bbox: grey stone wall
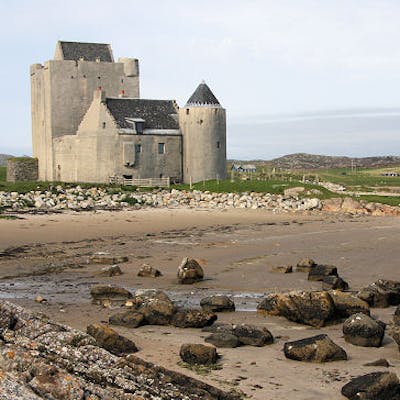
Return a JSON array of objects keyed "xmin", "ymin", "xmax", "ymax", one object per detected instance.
[{"xmin": 7, "ymin": 158, "xmax": 38, "ymax": 182}]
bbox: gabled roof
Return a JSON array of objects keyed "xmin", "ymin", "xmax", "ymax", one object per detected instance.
[
  {"xmin": 185, "ymin": 81, "xmax": 221, "ymax": 107},
  {"xmin": 58, "ymin": 41, "xmax": 113, "ymax": 62},
  {"xmin": 106, "ymin": 98, "xmax": 179, "ymax": 130}
]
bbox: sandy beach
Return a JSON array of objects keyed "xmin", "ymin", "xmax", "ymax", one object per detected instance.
[{"xmin": 1, "ymin": 208, "xmax": 400, "ymax": 399}]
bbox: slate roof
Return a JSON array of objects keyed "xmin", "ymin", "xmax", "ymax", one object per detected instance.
[
  {"xmin": 106, "ymin": 98, "xmax": 179, "ymax": 130},
  {"xmin": 59, "ymin": 41, "xmax": 113, "ymax": 62},
  {"xmin": 186, "ymin": 82, "xmax": 221, "ymax": 107}
]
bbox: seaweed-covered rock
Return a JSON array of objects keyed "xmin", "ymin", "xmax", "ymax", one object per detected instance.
[
  {"xmin": 343, "ymin": 313, "xmax": 385, "ymax": 347},
  {"xmin": 99, "ymin": 264, "xmax": 123, "ymax": 277},
  {"xmin": 308, "ymin": 264, "xmax": 338, "ymax": 281},
  {"xmin": 270, "ymin": 265, "xmax": 293, "ymax": 273},
  {"xmin": 257, "ymin": 291, "xmax": 335, "ymax": 327},
  {"xmin": 283, "ymin": 334, "xmax": 347, "ymax": 362},
  {"xmin": 200, "ymin": 295, "xmax": 235, "ymax": 312},
  {"xmin": 202, "ymin": 323, "xmax": 274, "ymax": 347},
  {"xmin": 86, "ymin": 323, "xmax": 138, "ymax": 355},
  {"xmin": 357, "ymin": 280, "xmax": 400, "ymax": 308},
  {"xmin": 341, "ymin": 372, "xmax": 400, "ymax": 400},
  {"xmin": 171, "ymin": 309, "xmax": 217, "ymax": 328},
  {"xmin": 205, "ymin": 332, "xmax": 240, "ymax": 348},
  {"xmin": 329, "ymin": 290, "xmax": 370, "ymax": 319},
  {"xmin": 109, "ymin": 310, "xmax": 144, "ymax": 328},
  {"xmin": 179, "ymin": 343, "xmax": 218, "ymax": 365},
  {"xmin": 177, "ymin": 257, "xmax": 204, "ymax": 284},
  {"xmin": 322, "ymin": 275, "xmax": 349, "ymax": 291},
  {"xmin": 136, "ymin": 298, "xmax": 177, "ymax": 325}
]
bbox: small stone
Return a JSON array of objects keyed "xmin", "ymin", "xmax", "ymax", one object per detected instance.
[
  {"xmin": 179, "ymin": 343, "xmax": 218, "ymax": 365},
  {"xmin": 177, "ymin": 257, "xmax": 204, "ymax": 284},
  {"xmin": 137, "ymin": 264, "xmax": 162, "ymax": 278},
  {"xmin": 99, "ymin": 264, "xmax": 123, "ymax": 277},
  {"xmin": 35, "ymin": 295, "xmax": 47, "ymax": 303},
  {"xmin": 284, "ymin": 334, "xmax": 347, "ymax": 362},
  {"xmin": 364, "ymin": 358, "xmax": 390, "ymax": 367},
  {"xmin": 270, "ymin": 265, "xmax": 293, "ymax": 274}
]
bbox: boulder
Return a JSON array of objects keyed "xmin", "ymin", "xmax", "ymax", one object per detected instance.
[
  {"xmin": 308, "ymin": 264, "xmax": 338, "ymax": 281},
  {"xmin": 357, "ymin": 280, "xmax": 400, "ymax": 308},
  {"xmin": 133, "ymin": 289, "xmax": 171, "ymax": 304},
  {"xmin": 283, "ymin": 186, "xmax": 305, "ymax": 197},
  {"xmin": 205, "ymin": 332, "xmax": 240, "ymax": 348},
  {"xmin": 171, "ymin": 309, "xmax": 217, "ymax": 328},
  {"xmin": 394, "ymin": 305, "xmax": 400, "ymax": 325},
  {"xmin": 179, "ymin": 343, "xmax": 218, "ymax": 365},
  {"xmin": 89, "ymin": 252, "xmax": 128, "ymax": 264},
  {"xmin": 257, "ymin": 291, "xmax": 335, "ymax": 327},
  {"xmin": 328, "ymin": 290, "xmax": 370, "ymax": 319},
  {"xmin": 343, "ymin": 313, "xmax": 385, "ymax": 347},
  {"xmin": 283, "ymin": 334, "xmax": 347, "ymax": 363},
  {"xmin": 230, "ymin": 324, "xmax": 274, "ymax": 347},
  {"xmin": 86, "ymin": 323, "xmax": 138, "ymax": 356},
  {"xmin": 177, "ymin": 257, "xmax": 204, "ymax": 284},
  {"xmin": 322, "ymin": 198, "xmax": 344, "ymax": 213},
  {"xmin": 200, "ymin": 295, "xmax": 235, "ymax": 312},
  {"xmin": 341, "ymin": 372, "xmax": 400, "ymax": 400},
  {"xmin": 270, "ymin": 265, "xmax": 293, "ymax": 274},
  {"xmin": 136, "ymin": 298, "xmax": 177, "ymax": 325},
  {"xmin": 322, "ymin": 275, "xmax": 349, "ymax": 291},
  {"xmin": 99, "ymin": 264, "xmax": 123, "ymax": 277},
  {"xmin": 202, "ymin": 323, "xmax": 274, "ymax": 347},
  {"xmin": 109, "ymin": 310, "xmax": 144, "ymax": 328},
  {"xmin": 137, "ymin": 264, "xmax": 162, "ymax": 278},
  {"xmin": 296, "ymin": 257, "xmax": 317, "ymax": 272},
  {"xmin": 90, "ymin": 285, "xmax": 132, "ymax": 307}
]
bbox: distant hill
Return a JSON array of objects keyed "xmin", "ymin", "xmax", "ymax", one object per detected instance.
[
  {"xmin": 0, "ymin": 154, "xmax": 13, "ymax": 167},
  {"xmin": 269, "ymin": 153, "xmax": 400, "ymax": 169},
  {"xmin": 228, "ymin": 153, "xmax": 400, "ymax": 170}
]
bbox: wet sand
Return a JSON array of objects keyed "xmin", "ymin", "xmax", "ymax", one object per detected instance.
[{"xmin": 1, "ymin": 208, "xmax": 400, "ymax": 399}]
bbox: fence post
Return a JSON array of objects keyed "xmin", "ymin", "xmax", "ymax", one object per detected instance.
[{"xmin": 189, "ymin": 176, "xmax": 192, "ymax": 190}]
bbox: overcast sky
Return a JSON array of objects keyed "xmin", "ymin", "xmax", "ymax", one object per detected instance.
[{"xmin": 1, "ymin": 1, "xmax": 400, "ymax": 159}]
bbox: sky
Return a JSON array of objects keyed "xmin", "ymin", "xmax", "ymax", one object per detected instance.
[{"xmin": 1, "ymin": 0, "xmax": 400, "ymax": 159}]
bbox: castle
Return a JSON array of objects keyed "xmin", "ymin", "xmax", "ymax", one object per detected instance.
[{"xmin": 31, "ymin": 41, "xmax": 227, "ymax": 184}]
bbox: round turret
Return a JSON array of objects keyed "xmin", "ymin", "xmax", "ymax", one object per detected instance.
[{"xmin": 179, "ymin": 81, "xmax": 226, "ymax": 184}]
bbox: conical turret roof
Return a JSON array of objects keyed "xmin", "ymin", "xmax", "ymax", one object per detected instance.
[{"xmin": 185, "ymin": 81, "xmax": 221, "ymax": 107}]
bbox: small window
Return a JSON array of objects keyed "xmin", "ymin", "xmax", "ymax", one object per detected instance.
[
  {"xmin": 135, "ymin": 144, "xmax": 142, "ymax": 153},
  {"xmin": 186, "ymin": 109, "xmax": 189, "ymax": 115},
  {"xmin": 217, "ymin": 141, "xmax": 220, "ymax": 149},
  {"xmin": 135, "ymin": 121, "xmax": 144, "ymax": 134},
  {"xmin": 158, "ymin": 143, "xmax": 165, "ymax": 154},
  {"xmin": 102, "ymin": 122, "xmax": 106, "ymax": 129}
]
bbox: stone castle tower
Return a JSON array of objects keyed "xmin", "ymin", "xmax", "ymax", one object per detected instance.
[
  {"xmin": 31, "ymin": 41, "xmax": 226, "ymax": 184},
  {"xmin": 179, "ymin": 82, "xmax": 227, "ymax": 183}
]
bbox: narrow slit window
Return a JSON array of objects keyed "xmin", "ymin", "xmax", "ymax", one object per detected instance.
[
  {"xmin": 135, "ymin": 144, "xmax": 142, "ymax": 153},
  {"xmin": 158, "ymin": 143, "xmax": 165, "ymax": 154},
  {"xmin": 102, "ymin": 122, "xmax": 106, "ymax": 129},
  {"xmin": 217, "ymin": 141, "xmax": 220, "ymax": 149}
]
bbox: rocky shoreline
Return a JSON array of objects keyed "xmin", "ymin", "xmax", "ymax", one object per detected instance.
[{"xmin": 1, "ymin": 186, "xmax": 399, "ymax": 215}]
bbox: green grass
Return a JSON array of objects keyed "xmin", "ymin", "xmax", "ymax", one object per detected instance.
[
  {"xmin": 358, "ymin": 195, "xmax": 400, "ymax": 207},
  {"xmin": 0, "ymin": 167, "xmax": 5, "ymax": 181}
]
